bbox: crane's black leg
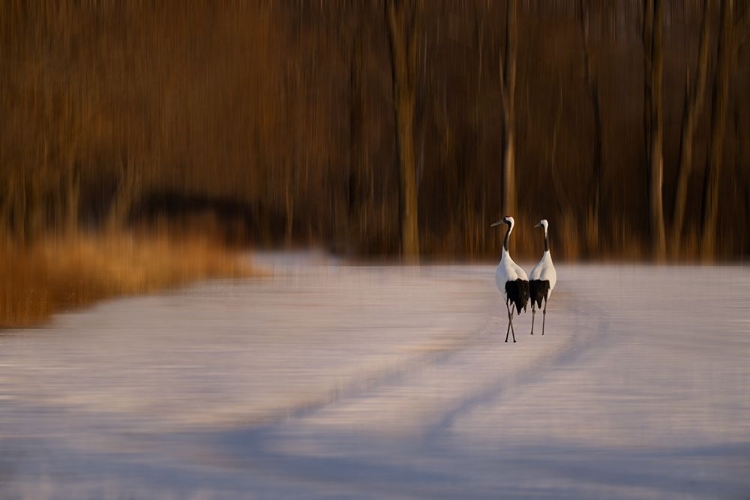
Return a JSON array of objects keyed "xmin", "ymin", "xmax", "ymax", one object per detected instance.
[
  {"xmin": 530, "ymin": 303, "xmax": 536, "ymax": 335},
  {"xmin": 510, "ymin": 308, "xmax": 516, "ymax": 342},
  {"xmin": 542, "ymin": 298, "xmax": 547, "ymax": 335},
  {"xmin": 505, "ymin": 302, "xmax": 515, "ymax": 342}
]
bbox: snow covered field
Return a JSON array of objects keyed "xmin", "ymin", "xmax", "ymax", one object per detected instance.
[{"xmin": 1, "ymin": 252, "xmax": 749, "ymax": 499}]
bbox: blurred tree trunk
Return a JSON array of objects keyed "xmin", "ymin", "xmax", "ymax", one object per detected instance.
[
  {"xmin": 26, "ymin": 174, "xmax": 44, "ymax": 243},
  {"xmin": 65, "ymin": 164, "xmax": 81, "ymax": 236},
  {"xmin": 671, "ymin": 0, "xmax": 711, "ymax": 256},
  {"xmin": 0, "ymin": 172, "xmax": 11, "ymax": 237},
  {"xmin": 474, "ymin": 7, "xmax": 487, "ymax": 252},
  {"xmin": 107, "ymin": 154, "xmax": 141, "ymax": 232},
  {"xmin": 701, "ymin": 0, "xmax": 735, "ymax": 259},
  {"xmin": 643, "ymin": 1, "xmax": 653, "ymax": 172},
  {"xmin": 500, "ymin": 0, "xmax": 518, "ymax": 220},
  {"xmin": 548, "ymin": 85, "xmax": 569, "ymax": 213},
  {"xmin": 0, "ymin": 199, "xmax": 8, "ymax": 237},
  {"xmin": 386, "ymin": 0, "xmax": 421, "ymax": 262},
  {"xmin": 284, "ymin": 172, "xmax": 294, "ymax": 247},
  {"xmin": 10, "ymin": 176, "xmax": 25, "ymax": 244},
  {"xmin": 644, "ymin": 0, "xmax": 666, "ymax": 260},
  {"xmin": 737, "ymin": 5, "xmax": 750, "ymax": 57},
  {"xmin": 347, "ymin": 28, "xmax": 363, "ymax": 255},
  {"xmin": 16, "ymin": 177, "xmax": 27, "ymax": 244},
  {"xmin": 579, "ymin": 0, "xmax": 603, "ymax": 254}
]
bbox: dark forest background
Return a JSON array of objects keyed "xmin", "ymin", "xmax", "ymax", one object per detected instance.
[{"xmin": 1, "ymin": 1, "xmax": 749, "ymax": 261}]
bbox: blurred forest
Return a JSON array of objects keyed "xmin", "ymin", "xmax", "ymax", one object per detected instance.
[{"xmin": 1, "ymin": 0, "xmax": 749, "ymax": 261}]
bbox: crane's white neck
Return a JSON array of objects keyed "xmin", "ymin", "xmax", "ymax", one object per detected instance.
[
  {"xmin": 539, "ymin": 219, "xmax": 549, "ymax": 252},
  {"xmin": 503, "ymin": 220, "xmax": 514, "ymax": 251}
]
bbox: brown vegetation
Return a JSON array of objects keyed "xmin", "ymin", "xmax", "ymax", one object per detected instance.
[
  {"xmin": 1, "ymin": 2, "xmax": 749, "ymax": 262},
  {"xmin": 0, "ymin": 234, "xmax": 253, "ymax": 328}
]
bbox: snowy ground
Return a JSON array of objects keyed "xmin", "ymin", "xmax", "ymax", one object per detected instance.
[{"xmin": 1, "ymin": 252, "xmax": 748, "ymax": 499}]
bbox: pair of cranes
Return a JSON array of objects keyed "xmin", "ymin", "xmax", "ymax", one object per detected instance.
[{"xmin": 492, "ymin": 216, "xmax": 557, "ymax": 343}]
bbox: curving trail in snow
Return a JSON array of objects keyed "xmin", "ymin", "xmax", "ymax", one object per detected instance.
[{"xmin": 0, "ymin": 253, "xmax": 748, "ymax": 499}]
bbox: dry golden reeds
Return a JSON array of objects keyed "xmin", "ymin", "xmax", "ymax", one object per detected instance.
[{"xmin": 0, "ymin": 234, "xmax": 254, "ymax": 329}]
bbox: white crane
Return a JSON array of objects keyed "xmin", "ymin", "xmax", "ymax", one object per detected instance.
[
  {"xmin": 529, "ymin": 219, "xmax": 557, "ymax": 335},
  {"xmin": 491, "ymin": 216, "xmax": 529, "ymax": 343}
]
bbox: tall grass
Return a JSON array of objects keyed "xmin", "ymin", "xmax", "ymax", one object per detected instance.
[{"xmin": 0, "ymin": 234, "xmax": 254, "ymax": 328}]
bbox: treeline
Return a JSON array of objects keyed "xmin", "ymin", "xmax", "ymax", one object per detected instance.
[{"xmin": 1, "ymin": 1, "xmax": 749, "ymax": 261}]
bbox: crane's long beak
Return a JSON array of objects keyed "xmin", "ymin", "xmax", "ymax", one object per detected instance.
[
  {"xmin": 490, "ymin": 221, "xmax": 503, "ymax": 227},
  {"xmin": 534, "ymin": 223, "xmax": 541, "ymax": 228}
]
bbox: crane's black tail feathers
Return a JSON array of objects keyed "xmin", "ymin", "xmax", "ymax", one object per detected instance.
[
  {"xmin": 529, "ymin": 280, "xmax": 550, "ymax": 309},
  {"xmin": 505, "ymin": 279, "xmax": 530, "ymax": 314}
]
